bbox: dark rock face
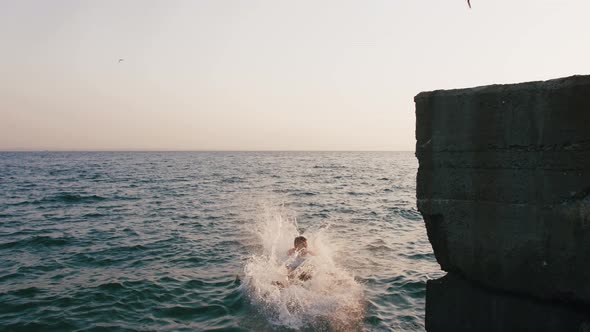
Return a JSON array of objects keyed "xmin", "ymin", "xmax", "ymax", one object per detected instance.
[
  {"xmin": 415, "ymin": 75, "xmax": 590, "ymax": 331},
  {"xmin": 426, "ymin": 274, "xmax": 590, "ymax": 332}
]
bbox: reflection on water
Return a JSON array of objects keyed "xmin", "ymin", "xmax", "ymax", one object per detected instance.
[{"xmin": 0, "ymin": 151, "xmax": 443, "ymax": 331}]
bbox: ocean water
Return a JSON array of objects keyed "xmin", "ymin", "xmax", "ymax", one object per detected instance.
[{"xmin": 0, "ymin": 151, "xmax": 443, "ymax": 331}]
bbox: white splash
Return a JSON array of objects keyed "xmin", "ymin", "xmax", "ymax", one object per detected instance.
[{"xmin": 242, "ymin": 204, "xmax": 365, "ymax": 330}]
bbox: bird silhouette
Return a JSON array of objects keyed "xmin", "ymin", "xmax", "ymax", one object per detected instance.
[{"xmin": 118, "ymin": 58, "xmax": 124, "ymax": 63}]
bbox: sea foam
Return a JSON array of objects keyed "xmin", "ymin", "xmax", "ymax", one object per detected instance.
[{"xmin": 242, "ymin": 204, "xmax": 365, "ymax": 330}]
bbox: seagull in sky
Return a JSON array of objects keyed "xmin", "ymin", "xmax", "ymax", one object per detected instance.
[{"xmin": 118, "ymin": 58, "xmax": 124, "ymax": 63}]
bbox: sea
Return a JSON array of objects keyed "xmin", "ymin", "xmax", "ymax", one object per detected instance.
[{"xmin": 0, "ymin": 151, "xmax": 444, "ymax": 331}]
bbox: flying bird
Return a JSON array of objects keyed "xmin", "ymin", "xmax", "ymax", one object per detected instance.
[
  {"xmin": 118, "ymin": 58, "xmax": 124, "ymax": 63},
  {"xmin": 467, "ymin": 0, "xmax": 471, "ymax": 8}
]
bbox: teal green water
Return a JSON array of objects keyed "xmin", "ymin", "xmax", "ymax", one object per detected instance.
[{"xmin": 0, "ymin": 152, "xmax": 443, "ymax": 331}]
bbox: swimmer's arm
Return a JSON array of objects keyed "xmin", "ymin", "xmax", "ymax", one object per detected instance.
[{"xmin": 306, "ymin": 249, "xmax": 317, "ymax": 256}]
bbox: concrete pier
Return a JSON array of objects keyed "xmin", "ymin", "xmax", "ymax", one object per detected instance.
[{"xmin": 415, "ymin": 75, "xmax": 590, "ymax": 331}]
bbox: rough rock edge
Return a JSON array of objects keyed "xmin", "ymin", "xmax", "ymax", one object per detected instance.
[{"xmin": 415, "ymin": 74, "xmax": 590, "ymax": 100}]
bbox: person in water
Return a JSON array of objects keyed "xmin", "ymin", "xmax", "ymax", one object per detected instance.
[
  {"xmin": 271, "ymin": 236, "xmax": 316, "ymax": 288},
  {"xmin": 286, "ymin": 236, "xmax": 315, "ymax": 281}
]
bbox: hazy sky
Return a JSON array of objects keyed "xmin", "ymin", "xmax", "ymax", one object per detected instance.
[{"xmin": 1, "ymin": 0, "xmax": 589, "ymax": 151}]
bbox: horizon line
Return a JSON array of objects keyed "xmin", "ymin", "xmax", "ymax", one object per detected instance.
[{"xmin": 0, "ymin": 149, "xmax": 414, "ymax": 153}]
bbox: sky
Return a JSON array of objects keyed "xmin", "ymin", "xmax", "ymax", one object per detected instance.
[{"xmin": 1, "ymin": 0, "xmax": 589, "ymax": 151}]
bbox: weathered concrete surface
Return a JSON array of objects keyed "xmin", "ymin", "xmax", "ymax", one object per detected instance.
[
  {"xmin": 415, "ymin": 75, "xmax": 590, "ymax": 330},
  {"xmin": 426, "ymin": 274, "xmax": 590, "ymax": 332}
]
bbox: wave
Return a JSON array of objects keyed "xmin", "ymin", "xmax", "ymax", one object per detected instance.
[
  {"xmin": 82, "ymin": 213, "xmax": 106, "ymax": 218},
  {"xmin": 388, "ymin": 207, "xmax": 423, "ymax": 221},
  {"xmin": 346, "ymin": 191, "xmax": 370, "ymax": 196},
  {"xmin": 221, "ymin": 176, "xmax": 244, "ymax": 184},
  {"xmin": 403, "ymin": 252, "xmax": 435, "ymax": 260},
  {"xmin": 241, "ymin": 204, "xmax": 364, "ymax": 330},
  {"xmin": 9, "ymin": 193, "xmax": 143, "ymax": 207},
  {"xmin": 0, "ymin": 235, "xmax": 73, "ymax": 249},
  {"xmin": 312, "ymin": 165, "xmax": 347, "ymax": 169},
  {"xmin": 290, "ymin": 191, "xmax": 319, "ymax": 197},
  {"xmin": 11, "ymin": 193, "xmax": 107, "ymax": 206},
  {"xmin": 56, "ymin": 194, "xmax": 106, "ymax": 203}
]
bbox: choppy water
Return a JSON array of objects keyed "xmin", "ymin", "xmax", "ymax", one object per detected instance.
[{"xmin": 0, "ymin": 151, "xmax": 443, "ymax": 331}]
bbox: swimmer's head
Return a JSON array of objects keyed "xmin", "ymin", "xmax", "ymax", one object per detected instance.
[{"xmin": 294, "ymin": 236, "xmax": 307, "ymax": 249}]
